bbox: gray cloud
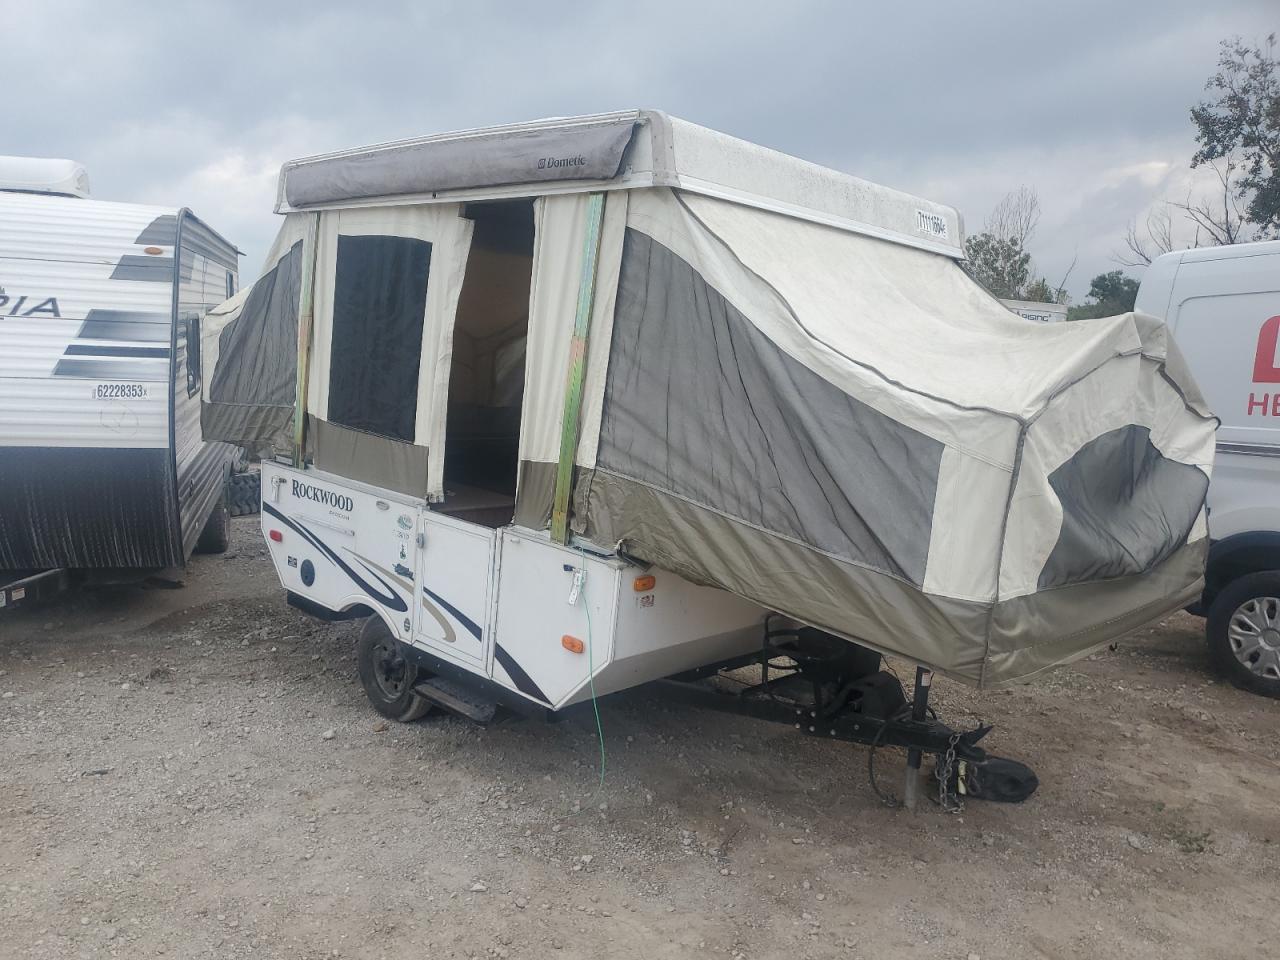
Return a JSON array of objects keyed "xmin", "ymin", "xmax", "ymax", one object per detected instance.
[{"xmin": 6, "ymin": 0, "xmax": 1275, "ymax": 298}]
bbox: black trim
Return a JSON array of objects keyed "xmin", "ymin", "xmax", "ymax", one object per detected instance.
[
  {"xmin": 422, "ymin": 585, "xmax": 482, "ymax": 639},
  {"xmin": 77, "ymin": 310, "xmax": 171, "ymax": 342},
  {"xmin": 262, "ymin": 501, "xmax": 408, "ymax": 612},
  {"xmin": 64, "ymin": 345, "xmax": 170, "ymax": 358},
  {"xmin": 167, "ymin": 212, "xmax": 185, "ymax": 566},
  {"xmin": 493, "ymin": 643, "xmax": 551, "ymax": 704},
  {"xmin": 52, "ymin": 358, "xmax": 167, "ymax": 379},
  {"xmin": 134, "ymin": 214, "xmax": 178, "ymax": 246},
  {"xmin": 286, "ymin": 590, "xmax": 371, "ymax": 621},
  {"xmin": 400, "ymin": 642, "xmax": 549, "ymax": 719}
]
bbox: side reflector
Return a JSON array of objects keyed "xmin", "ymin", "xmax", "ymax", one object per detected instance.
[
  {"xmin": 268, "ymin": 530, "xmax": 283, "ymax": 542},
  {"xmin": 561, "ymin": 635, "xmax": 585, "ymax": 655},
  {"xmin": 143, "ymin": 246, "xmax": 164, "ymax": 255},
  {"xmin": 633, "ymin": 574, "xmax": 656, "ymax": 592}
]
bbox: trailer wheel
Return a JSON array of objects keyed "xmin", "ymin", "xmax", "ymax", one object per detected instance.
[
  {"xmin": 194, "ymin": 491, "xmax": 231, "ymax": 554},
  {"xmin": 356, "ymin": 618, "xmax": 433, "ymax": 722},
  {"xmin": 227, "ymin": 472, "xmax": 261, "ymax": 517},
  {"xmin": 1206, "ymin": 571, "xmax": 1280, "ymax": 699}
]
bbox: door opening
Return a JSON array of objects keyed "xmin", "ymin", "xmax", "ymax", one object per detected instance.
[{"xmin": 439, "ymin": 199, "xmax": 536, "ymax": 527}]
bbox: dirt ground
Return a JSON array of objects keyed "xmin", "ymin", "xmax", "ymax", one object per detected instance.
[{"xmin": 1, "ymin": 517, "xmax": 1276, "ymax": 960}]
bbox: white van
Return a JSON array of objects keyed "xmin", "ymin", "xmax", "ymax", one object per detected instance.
[{"xmin": 1136, "ymin": 240, "xmax": 1280, "ymax": 698}]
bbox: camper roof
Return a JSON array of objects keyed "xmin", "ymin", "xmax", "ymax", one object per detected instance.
[
  {"xmin": 0, "ymin": 156, "xmax": 91, "ymax": 199},
  {"xmin": 276, "ymin": 110, "xmax": 965, "ymax": 258}
]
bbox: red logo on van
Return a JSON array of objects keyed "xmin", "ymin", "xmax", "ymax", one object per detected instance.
[{"xmin": 1254, "ymin": 315, "xmax": 1280, "ymax": 383}]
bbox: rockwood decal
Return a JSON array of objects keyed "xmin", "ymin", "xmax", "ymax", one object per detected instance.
[{"xmin": 290, "ymin": 479, "xmax": 354, "ymax": 512}]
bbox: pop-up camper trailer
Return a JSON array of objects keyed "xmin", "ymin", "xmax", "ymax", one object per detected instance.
[
  {"xmin": 0, "ymin": 157, "xmax": 241, "ymax": 606},
  {"xmin": 204, "ymin": 111, "xmax": 1215, "ymax": 801}
]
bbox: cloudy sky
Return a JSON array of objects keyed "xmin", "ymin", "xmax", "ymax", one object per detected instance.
[{"xmin": 6, "ymin": 0, "xmax": 1275, "ymax": 299}]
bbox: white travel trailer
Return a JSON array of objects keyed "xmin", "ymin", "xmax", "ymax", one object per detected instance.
[
  {"xmin": 0, "ymin": 157, "xmax": 241, "ymax": 607},
  {"xmin": 1137, "ymin": 240, "xmax": 1280, "ymax": 698},
  {"xmin": 204, "ymin": 111, "xmax": 1213, "ymax": 803}
]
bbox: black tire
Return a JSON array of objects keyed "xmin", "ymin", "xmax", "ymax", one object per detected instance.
[
  {"xmin": 194, "ymin": 492, "xmax": 231, "ymax": 554},
  {"xmin": 227, "ymin": 472, "xmax": 261, "ymax": 517},
  {"xmin": 1206, "ymin": 570, "xmax": 1280, "ymax": 699},
  {"xmin": 356, "ymin": 618, "xmax": 433, "ymax": 722}
]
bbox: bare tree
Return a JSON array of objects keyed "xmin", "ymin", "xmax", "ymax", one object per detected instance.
[
  {"xmin": 1117, "ymin": 203, "xmax": 1178, "ymax": 267},
  {"xmin": 984, "ymin": 185, "xmax": 1041, "ymax": 247},
  {"xmin": 1174, "ymin": 157, "xmax": 1248, "ymax": 246}
]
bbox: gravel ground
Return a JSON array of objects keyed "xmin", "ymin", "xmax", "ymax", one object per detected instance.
[{"xmin": 1, "ymin": 517, "xmax": 1276, "ymax": 959}]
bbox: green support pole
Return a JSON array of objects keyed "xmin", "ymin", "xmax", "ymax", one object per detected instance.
[
  {"xmin": 292, "ymin": 212, "xmax": 321, "ymax": 468},
  {"xmin": 550, "ymin": 192, "xmax": 606, "ymax": 544}
]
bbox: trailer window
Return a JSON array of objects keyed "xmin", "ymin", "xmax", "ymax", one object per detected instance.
[
  {"xmin": 185, "ymin": 314, "xmax": 201, "ymax": 398},
  {"xmin": 327, "ymin": 234, "xmax": 432, "ymax": 442},
  {"xmin": 225, "ymin": 271, "xmax": 236, "ymax": 299}
]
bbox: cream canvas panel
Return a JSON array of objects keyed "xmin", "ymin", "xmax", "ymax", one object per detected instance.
[
  {"xmin": 518, "ymin": 192, "xmax": 628, "ymax": 471},
  {"xmin": 921, "ymin": 447, "xmax": 1011, "ymax": 603},
  {"xmin": 680, "ymin": 192, "xmax": 1149, "ymax": 422},
  {"xmin": 999, "ymin": 355, "xmax": 1216, "ymax": 601},
  {"xmin": 304, "ymin": 204, "xmax": 473, "ymax": 499},
  {"xmin": 625, "ymin": 189, "xmax": 1021, "ymax": 466}
]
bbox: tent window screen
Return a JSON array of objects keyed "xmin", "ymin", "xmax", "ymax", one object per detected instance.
[{"xmin": 327, "ymin": 234, "xmax": 432, "ymax": 442}]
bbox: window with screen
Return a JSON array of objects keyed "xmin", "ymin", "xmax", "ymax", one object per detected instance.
[{"xmin": 327, "ymin": 234, "xmax": 432, "ymax": 442}]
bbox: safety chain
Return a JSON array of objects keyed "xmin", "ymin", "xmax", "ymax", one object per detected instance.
[{"xmin": 936, "ymin": 732, "xmax": 965, "ymax": 813}]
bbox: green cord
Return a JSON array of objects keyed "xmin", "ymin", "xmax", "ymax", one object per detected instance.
[{"xmin": 576, "ymin": 544, "xmax": 606, "ymax": 792}]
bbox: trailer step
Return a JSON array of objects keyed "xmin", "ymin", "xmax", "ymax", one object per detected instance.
[{"xmin": 413, "ymin": 676, "xmax": 498, "ymax": 724}]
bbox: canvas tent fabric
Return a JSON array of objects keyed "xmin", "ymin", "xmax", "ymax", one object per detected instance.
[
  {"xmin": 203, "ymin": 111, "xmax": 1216, "ymax": 687},
  {"xmin": 516, "ymin": 186, "xmax": 1215, "ymax": 685}
]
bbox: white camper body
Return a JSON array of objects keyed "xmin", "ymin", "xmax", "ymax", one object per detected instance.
[
  {"xmin": 1136, "ymin": 240, "xmax": 1280, "ymax": 696},
  {"xmin": 0, "ymin": 163, "xmax": 241, "ymax": 576},
  {"xmin": 261, "ymin": 462, "xmax": 765, "ymax": 709},
  {"xmin": 214, "ymin": 110, "xmax": 1213, "ymax": 723}
]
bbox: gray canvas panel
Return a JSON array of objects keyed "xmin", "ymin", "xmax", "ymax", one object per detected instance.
[
  {"xmin": 990, "ymin": 538, "xmax": 1206, "ymax": 686},
  {"xmin": 284, "ymin": 118, "xmax": 638, "ymax": 207},
  {"xmin": 596, "ymin": 229, "xmax": 944, "ymax": 586},
  {"xmin": 110, "ymin": 254, "xmax": 175, "ymax": 282},
  {"xmin": 579, "ymin": 467, "xmax": 992, "ymax": 682},
  {"xmin": 209, "ymin": 240, "xmax": 302, "ymax": 409},
  {"xmin": 513, "ymin": 459, "xmax": 557, "ymax": 531},
  {"xmin": 307, "ymin": 417, "xmax": 429, "ymax": 498},
  {"xmin": 201, "ymin": 400, "xmax": 293, "ymax": 454},
  {"xmin": 1037, "ymin": 425, "xmax": 1209, "ymax": 589}
]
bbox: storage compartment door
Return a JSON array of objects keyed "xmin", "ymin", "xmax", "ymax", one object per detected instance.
[
  {"xmin": 491, "ymin": 528, "xmax": 618, "ymax": 708},
  {"xmin": 415, "ymin": 513, "xmax": 494, "ymax": 665}
]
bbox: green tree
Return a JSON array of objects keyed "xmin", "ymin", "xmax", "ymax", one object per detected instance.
[
  {"xmin": 1066, "ymin": 271, "xmax": 1139, "ymax": 321},
  {"xmin": 1191, "ymin": 34, "xmax": 1280, "ymax": 237},
  {"xmin": 963, "ymin": 232, "xmax": 1031, "ymax": 299}
]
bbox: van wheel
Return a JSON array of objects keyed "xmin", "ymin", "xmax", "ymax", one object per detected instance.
[
  {"xmin": 1206, "ymin": 571, "xmax": 1280, "ymax": 699},
  {"xmin": 194, "ymin": 492, "xmax": 231, "ymax": 554},
  {"xmin": 356, "ymin": 618, "xmax": 433, "ymax": 721}
]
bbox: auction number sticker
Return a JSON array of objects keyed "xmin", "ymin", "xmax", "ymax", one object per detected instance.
[
  {"xmin": 93, "ymin": 382, "xmax": 149, "ymax": 400},
  {"xmin": 915, "ymin": 209, "xmax": 949, "ymax": 241}
]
